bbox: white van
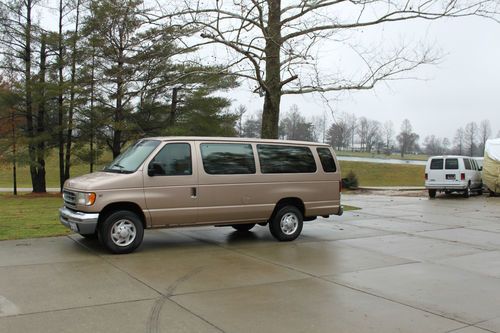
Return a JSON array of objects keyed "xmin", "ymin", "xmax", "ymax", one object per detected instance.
[{"xmin": 425, "ymin": 155, "xmax": 482, "ymax": 198}]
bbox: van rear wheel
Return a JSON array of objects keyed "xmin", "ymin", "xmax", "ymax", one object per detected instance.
[
  {"xmin": 428, "ymin": 189, "xmax": 436, "ymax": 198},
  {"xmin": 463, "ymin": 185, "xmax": 471, "ymax": 198},
  {"xmin": 269, "ymin": 205, "xmax": 303, "ymax": 241},
  {"xmin": 231, "ymin": 223, "xmax": 255, "ymax": 232},
  {"xmin": 98, "ymin": 210, "xmax": 144, "ymax": 254}
]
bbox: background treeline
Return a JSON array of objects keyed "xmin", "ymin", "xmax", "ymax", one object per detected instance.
[{"xmin": 0, "ymin": 0, "xmax": 238, "ymax": 192}]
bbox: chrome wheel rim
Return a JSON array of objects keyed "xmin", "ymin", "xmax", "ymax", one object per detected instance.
[
  {"xmin": 280, "ymin": 213, "xmax": 299, "ymax": 235},
  {"xmin": 111, "ymin": 219, "xmax": 136, "ymax": 247}
]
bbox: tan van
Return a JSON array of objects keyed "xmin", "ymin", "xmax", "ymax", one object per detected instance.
[{"xmin": 60, "ymin": 137, "xmax": 342, "ymax": 253}]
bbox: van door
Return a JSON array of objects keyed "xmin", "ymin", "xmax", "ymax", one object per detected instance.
[
  {"xmin": 143, "ymin": 142, "xmax": 198, "ymax": 227},
  {"xmin": 196, "ymin": 141, "xmax": 268, "ymax": 224},
  {"xmin": 427, "ymin": 158, "xmax": 445, "ymax": 184}
]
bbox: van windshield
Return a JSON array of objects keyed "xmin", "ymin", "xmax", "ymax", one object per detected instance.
[{"xmin": 104, "ymin": 140, "xmax": 160, "ymax": 173}]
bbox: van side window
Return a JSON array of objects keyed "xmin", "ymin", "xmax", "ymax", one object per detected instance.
[
  {"xmin": 471, "ymin": 159, "xmax": 478, "ymax": 170},
  {"xmin": 258, "ymin": 145, "xmax": 317, "ymax": 173},
  {"xmin": 317, "ymin": 148, "xmax": 337, "ymax": 172},
  {"xmin": 464, "ymin": 159, "xmax": 472, "ymax": 170},
  {"xmin": 430, "ymin": 159, "xmax": 443, "ymax": 169},
  {"xmin": 201, "ymin": 143, "xmax": 256, "ymax": 174},
  {"xmin": 150, "ymin": 143, "xmax": 192, "ymax": 176},
  {"xmin": 445, "ymin": 158, "xmax": 459, "ymax": 170}
]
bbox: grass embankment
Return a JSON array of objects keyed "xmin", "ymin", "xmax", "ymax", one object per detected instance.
[
  {"xmin": 336, "ymin": 150, "xmax": 428, "ymax": 161},
  {"xmin": 0, "ymin": 193, "xmax": 70, "ymax": 241},
  {"xmin": 340, "ymin": 161, "xmax": 425, "ymax": 187},
  {"xmin": 0, "ymin": 151, "xmax": 110, "ymax": 188}
]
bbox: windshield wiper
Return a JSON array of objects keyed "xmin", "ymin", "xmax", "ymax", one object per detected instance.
[{"xmin": 104, "ymin": 164, "xmax": 132, "ymax": 174}]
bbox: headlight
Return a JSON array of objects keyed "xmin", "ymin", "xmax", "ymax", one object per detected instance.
[{"xmin": 75, "ymin": 192, "xmax": 96, "ymax": 206}]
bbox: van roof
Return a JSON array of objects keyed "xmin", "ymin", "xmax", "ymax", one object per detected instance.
[
  {"xmin": 144, "ymin": 136, "xmax": 331, "ymax": 147},
  {"xmin": 427, "ymin": 155, "xmax": 473, "ymax": 159}
]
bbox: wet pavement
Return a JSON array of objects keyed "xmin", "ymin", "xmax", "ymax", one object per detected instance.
[{"xmin": 1, "ymin": 193, "xmax": 500, "ymax": 333}]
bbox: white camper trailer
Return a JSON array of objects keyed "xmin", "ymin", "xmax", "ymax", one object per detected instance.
[{"xmin": 483, "ymin": 138, "xmax": 500, "ymax": 195}]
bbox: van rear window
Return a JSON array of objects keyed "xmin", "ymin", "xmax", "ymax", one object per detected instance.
[
  {"xmin": 200, "ymin": 143, "xmax": 256, "ymax": 175},
  {"xmin": 430, "ymin": 159, "xmax": 443, "ymax": 169},
  {"xmin": 257, "ymin": 145, "xmax": 316, "ymax": 173},
  {"xmin": 445, "ymin": 158, "xmax": 459, "ymax": 170},
  {"xmin": 317, "ymin": 148, "xmax": 337, "ymax": 172}
]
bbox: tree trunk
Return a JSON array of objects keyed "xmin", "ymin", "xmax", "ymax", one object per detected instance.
[
  {"xmin": 23, "ymin": 0, "xmax": 39, "ymax": 193},
  {"xmin": 58, "ymin": 0, "xmax": 65, "ymax": 191},
  {"xmin": 89, "ymin": 42, "xmax": 96, "ymax": 172},
  {"xmin": 169, "ymin": 87, "xmax": 179, "ymax": 126},
  {"xmin": 261, "ymin": 0, "xmax": 281, "ymax": 139},
  {"xmin": 112, "ymin": 48, "xmax": 124, "ymax": 158},
  {"xmin": 35, "ymin": 35, "xmax": 47, "ymax": 193},
  {"xmin": 11, "ymin": 109, "xmax": 17, "ymax": 195},
  {"xmin": 64, "ymin": 0, "xmax": 81, "ymax": 180}
]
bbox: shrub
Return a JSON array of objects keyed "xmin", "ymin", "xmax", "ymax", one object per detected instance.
[{"xmin": 342, "ymin": 170, "xmax": 359, "ymax": 189}]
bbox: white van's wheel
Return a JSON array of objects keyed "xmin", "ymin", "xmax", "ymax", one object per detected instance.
[
  {"xmin": 269, "ymin": 205, "xmax": 303, "ymax": 241},
  {"xmin": 428, "ymin": 189, "xmax": 436, "ymax": 198},
  {"xmin": 99, "ymin": 211, "xmax": 144, "ymax": 254},
  {"xmin": 232, "ymin": 223, "xmax": 255, "ymax": 232},
  {"xmin": 463, "ymin": 185, "xmax": 471, "ymax": 198}
]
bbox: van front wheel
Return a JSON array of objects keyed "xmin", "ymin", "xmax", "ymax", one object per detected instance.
[
  {"xmin": 269, "ymin": 205, "xmax": 303, "ymax": 241},
  {"xmin": 98, "ymin": 211, "xmax": 144, "ymax": 254}
]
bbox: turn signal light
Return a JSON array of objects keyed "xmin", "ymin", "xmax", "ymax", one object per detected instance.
[{"xmin": 461, "ymin": 173, "xmax": 466, "ymax": 181}]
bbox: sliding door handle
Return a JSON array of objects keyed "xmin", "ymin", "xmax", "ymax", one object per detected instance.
[{"xmin": 191, "ymin": 187, "xmax": 197, "ymax": 198}]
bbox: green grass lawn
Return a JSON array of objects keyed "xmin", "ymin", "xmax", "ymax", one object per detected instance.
[
  {"xmin": 0, "ymin": 151, "xmax": 111, "ymax": 188},
  {"xmin": 336, "ymin": 150, "xmax": 428, "ymax": 161},
  {"xmin": 340, "ymin": 161, "xmax": 425, "ymax": 187},
  {"xmin": 0, "ymin": 193, "xmax": 70, "ymax": 241}
]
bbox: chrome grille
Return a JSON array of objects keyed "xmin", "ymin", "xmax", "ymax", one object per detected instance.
[{"xmin": 63, "ymin": 190, "xmax": 76, "ymax": 207}]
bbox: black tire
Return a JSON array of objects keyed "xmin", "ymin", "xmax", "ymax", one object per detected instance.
[
  {"xmin": 269, "ymin": 205, "xmax": 303, "ymax": 241},
  {"xmin": 98, "ymin": 210, "xmax": 144, "ymax": 254},
  {"xmin": 478, "ymin": 189, "xmax": 483, "ymax": 195},
  {"xmin": 231, "ymin": 223, "xmax": 256, "ymax": 232},
  {"xmin": 463, "ymin": 185, "xmax": 471, "ymax": 198},
  {"xmin": 428, "ymin": 189, "xmax": 436, "ymax": 198},
  {"xmin": 444, "ymin": 190, "xmax": 451, "ymax": 195}
]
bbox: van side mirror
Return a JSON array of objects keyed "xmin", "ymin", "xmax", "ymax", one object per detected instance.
[
  {"xmin": 148, "ymin": 162, "xmax": 164, "ymax": 177},
  {"xmin": 479, "ymin": 167, "xmax": 483, "ymax": 171}
]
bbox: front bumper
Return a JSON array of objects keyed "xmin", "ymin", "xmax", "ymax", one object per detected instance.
[{"xmin": 59, "ymin": 206, "xmax": 99, "ymax": 235}]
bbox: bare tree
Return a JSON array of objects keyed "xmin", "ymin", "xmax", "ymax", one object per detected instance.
[
  {"xmin": 357, "ymin": 117, "xmax": 369, "ymax": 151},
  {"xmin": 235, "ymin": 104, "xmax": 247, "ymax": 137},
  {"xmin": 346, "ymin": 113, "xmax": 357, "ymax": 151},
  {"xmin": 464, "ymin": 122, "xmax": 478, "ymax": 156},
  {"xmin": 279, "ymin": 104, "xmax": 315, "ymax": 141},
  {"xmin": 365, "ymin": 120, "xmax": 381, "ymax": 153},
  {"xmin": 397, "ymin": 119, "xmax": 419, "ymax": 157},
  {"xmin": 327, "ymin": 114, "xmax": 350, "ymax": 150},
  {"xmin": 478, "ymin": 119, "xmax": 491, "ymax": 154},
  {"xmin": 167, "ymin": 0, "xmax": 497, "ymax": 138},
  {"xmin": 382, "ymin": 121, "xmax": 395, "ymax": 154},
  {"xmin": 453, "ymin": 127, "xmax": 465, "ymax": 155},
  {"xmin": 424, "ymin": 135, "xmax": 449, "ymax": 155}
]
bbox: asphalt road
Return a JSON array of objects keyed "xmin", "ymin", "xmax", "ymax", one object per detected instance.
[{"xmin": 1, "ymin": 193, "xmax": 500, "ymax": 333}]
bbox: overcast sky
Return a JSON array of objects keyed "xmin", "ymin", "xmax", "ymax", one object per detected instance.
[{"xmin": 231, "ymin": 16, "xmax": 500, "ymax": 142}]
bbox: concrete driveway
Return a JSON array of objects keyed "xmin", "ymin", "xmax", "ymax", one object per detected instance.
[{"xmin": 1, "ymin": 193, "xmax": 500, "ymax": 333}]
